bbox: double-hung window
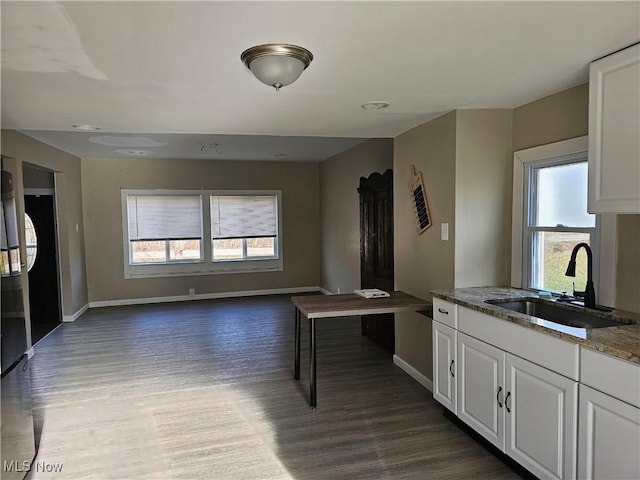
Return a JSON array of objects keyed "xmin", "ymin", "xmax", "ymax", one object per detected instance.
[
  {"xmin": 122, "ymin": 190, "xmax": 282, "ymax": 278},
  {"xmin": 512, "ymin": 137, "xmax": 604, "ymax": 297},
  {"xmin": 520, "ymin": 152, "xmax": 598, "ymax": 294},
  {"xmin": 211, "ymin": 195, "xmax": 278, "ymax": 261},
  {"xmin": 127, "ymin": 194, "xmax": 203, "ymax": 264}
]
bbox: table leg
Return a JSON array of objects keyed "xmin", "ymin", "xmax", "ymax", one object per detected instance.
[
  {"xmin": 309, "ymin": 317, "xmax": 317, "ymax": 409},
  {"xmin": 294, "ymin": 307, "xmax": 300, "ymax": 382}
]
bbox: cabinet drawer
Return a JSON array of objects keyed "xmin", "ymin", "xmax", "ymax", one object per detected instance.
[
  {"xmin": 433, "ymin": 298, "xmax": 457, "ymax": 328},
  {"xmin": 580, "ymin": 347, "xmax": 640, "ymax": 408}
]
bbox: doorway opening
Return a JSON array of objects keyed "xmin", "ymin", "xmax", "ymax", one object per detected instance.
[{"xmin": 23, "ymin": 164, "xmax": 62, "ymax": 344}]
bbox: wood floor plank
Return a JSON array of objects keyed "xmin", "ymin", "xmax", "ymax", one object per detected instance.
[{"xmin": 27, "ymin": 295, "xmax": 524, "ymax": 479}]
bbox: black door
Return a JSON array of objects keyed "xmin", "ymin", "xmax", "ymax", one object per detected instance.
[
  {"xmin": 24, "ymin": 195, "xmax": 61, "ymax": 344},
  {"xmin": 359, "ymin": 169, "xmax": 394, "ymax": 354}
]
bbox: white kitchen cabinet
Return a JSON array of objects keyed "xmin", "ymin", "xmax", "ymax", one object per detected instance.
[
  {"xmin": 505, "ymin": 354, "xmax": 577, "ymax": 480},
  {"xmin": 431, "ymin": 300, "xmax": 640, "ymax": 479},
  {"xmin": 578, "ymin": 348, "xmax": 640, "ymax": 479},
  {"xmin": 432, "ymin": 321, "xmax": 457, "ymax": 413},
  {"xmin": 578, "ymin": 384, "xmax": 640, "ymax": 480},
  {"xmin": 433, "ymin": 298, "xmax": 457, "ymax": 328},
  {"xmin": 456, "ymin": 332, "xmax": 577, "ymax": 479},
  {"xmin": 457, "ymin": 332, "xmax": 505, "ymax": 450},
  {"xmin": 588, "ymin": 43, "xmax": 640, "ymax": 213},
  {"xmin": 458, "ymin": 326, "xmax": 578, "ymax": 479}
]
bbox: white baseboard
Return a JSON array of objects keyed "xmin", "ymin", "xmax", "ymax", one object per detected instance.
[
  {"xmin": 26, "ymin": 347, "xmax": 35, "ymax": 359},
  {"xmin": 318, "ymin": 287, "xmax": 333, "ymax": 295},
  {"xmin": 393, "ymin": 354, "xmax": 433, "ymax": 392},
  {"xmin": 88, "ymin": 286, "xmax": 321, "ymax": 308},
  {"xmin": 63, "ymin": 303, "xmax": 89, "ymax": 322}
]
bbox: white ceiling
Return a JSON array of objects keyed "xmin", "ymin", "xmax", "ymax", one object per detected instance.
[{"xmin": 2, "ymin": 1, "xmax": 639, "ymax": 161}]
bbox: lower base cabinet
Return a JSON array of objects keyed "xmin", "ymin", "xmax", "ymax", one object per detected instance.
[
  {"xmin": 432, "ymin": 321, "xmax": 457, "ymax": 413},
  {"xmin": 457, "ymin": 333, "xmax": 504, "ymax": 448},
  {"xmin": 455, "ymin": 332, "xmax": 577, "ymax": 479},
  {"xmin": 505, "ymin": 354, "xmax": 577, "ymax": 480},
  {"xmin": 578, "ymin": 384, "xmax": 640, "ymax": 480},
  {"xmin": 432, "ymin": 302, "xmax": 640, "ymax": 479}
]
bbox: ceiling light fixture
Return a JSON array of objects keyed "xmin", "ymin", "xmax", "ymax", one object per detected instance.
[
  {"xmin": 72, "ymin": 123, "xmax": 101, "ymax": 131},
  {"xmin": 241, "ymin": 43, "xmax": 313, "ymax": 92},
  {"xmin": 115, "ymin": 149, "xmax": 152, "ymax": 156},
  {"xmin": 361, "ymin": 101, "xmax": 390, "ymax": 111}
]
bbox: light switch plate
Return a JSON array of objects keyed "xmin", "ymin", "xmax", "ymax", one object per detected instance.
[{"xmin": 441, "ymin": 223, "xmax": 449, "ymax": 241}]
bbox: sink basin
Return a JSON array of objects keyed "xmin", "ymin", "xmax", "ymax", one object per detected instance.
[{"xmin": 485, "ymin": 298, "xmax": 635, "ymax": 330}]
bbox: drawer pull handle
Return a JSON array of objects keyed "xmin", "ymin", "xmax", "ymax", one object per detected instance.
[
  {"xmin": 449, "ymin": 359, "xmax": 455, "ymax": 378},
  {"xmin": 497, "ymin": 386, "xmax": 503, "ymax": 407},
  {"xmin": 438, "ymin": 308, "xmax": 448, "ymax": 315},
  {"xmin": 505, "ymin": 391, "xmax": 512, "ymax": 413}
]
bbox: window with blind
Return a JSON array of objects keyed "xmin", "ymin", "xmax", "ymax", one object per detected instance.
[
  {"xmin": 127, "ymin": 194, "xmax": 203, "ymax": 264},
  {"xmin": 122, "ymin": 190, "xmax": 282, "ymax": 278},
  {"xmin": 211, "ymin": 195, "xmax": 278, "ymax": 261}
]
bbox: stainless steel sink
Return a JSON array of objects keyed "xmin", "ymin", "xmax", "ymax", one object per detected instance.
[{"xmin": 485, "ymin": 297, "xmax": 635, "ymax": 330}]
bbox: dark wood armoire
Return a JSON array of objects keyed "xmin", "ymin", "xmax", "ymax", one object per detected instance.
[{"xmin": 358, "ymin": 169, "xmax": 394, "ymax": 354}]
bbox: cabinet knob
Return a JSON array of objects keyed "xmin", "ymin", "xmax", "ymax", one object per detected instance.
[
  {"xmin": 449, "ymin": 359, "xmax": 455, "ymax": 378},
  {"xmin": 505, "ymin": 391, "xmax": 512, "ymax": 413},
  {"xmin": 497, "ymin": 386, "xmax": 503, "ymax": 407}
]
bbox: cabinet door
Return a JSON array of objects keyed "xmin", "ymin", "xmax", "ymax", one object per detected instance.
[
  {"xmin": 432, "ymin": 321, "xmax": 457, "ymax": 414},
  {"xmin": 588, "ymin": 44, "xmax": 640, "ymax": 213},
  {"xmin": 578, "ymin": 384, "xmax": 640, "ymax": 480},
  {"xmin": 457, "ymin": 333, "xmax": 505, "ymax": 450},
  {"xmin": 505, "ymin": 354, "xmax": 577, "ymax": 480}
]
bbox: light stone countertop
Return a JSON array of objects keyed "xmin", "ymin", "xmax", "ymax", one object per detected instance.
[{"xmin": 430, "ymin": 287, "xmax": 640, "ymax": 365}]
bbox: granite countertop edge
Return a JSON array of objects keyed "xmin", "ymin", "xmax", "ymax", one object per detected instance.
[{"xmin": 430, "ymin": 287, "xmax": 640, "ymax": 365}]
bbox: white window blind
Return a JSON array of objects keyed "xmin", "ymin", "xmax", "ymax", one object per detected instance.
[
  {"xmin": 211, "ymin": 195, "xmax": 277, "ymax": 239},
  {"xmin": 127, "ymin": 195, "xmax": 202, "ymax": 240}
]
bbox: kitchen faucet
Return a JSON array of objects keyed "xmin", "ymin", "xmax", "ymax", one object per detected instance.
[{"xmin": 565, "ymin": 242, "xmax": 596, "ymax": 308}]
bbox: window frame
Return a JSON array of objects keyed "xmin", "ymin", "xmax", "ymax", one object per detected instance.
[
  {"xmin": 511, "ymin": 136, "xmax": 615, "ymax": 301},
  {"xmin": 122, "ymin": 189, "xmax": 283, "ymax": 279}
]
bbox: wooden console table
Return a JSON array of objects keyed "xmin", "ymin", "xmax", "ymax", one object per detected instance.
[{"xmin": 291, "ymin": 291, "xmax": 432, "ymax": 408}]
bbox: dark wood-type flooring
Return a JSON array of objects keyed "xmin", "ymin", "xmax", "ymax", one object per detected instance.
[{"xmin": 27, "ymin": 294, "xmax": 523, "ymax": 479}]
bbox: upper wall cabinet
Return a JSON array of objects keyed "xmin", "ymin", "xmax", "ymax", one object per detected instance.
[{"xmin": 588, "ymin": 44, "xmax": 640, "ymax": 213}]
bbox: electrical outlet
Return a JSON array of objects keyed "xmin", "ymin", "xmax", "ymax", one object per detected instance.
[{"xmin": 188, "ymin": 288, "xmax": 195, "ymax": 296}]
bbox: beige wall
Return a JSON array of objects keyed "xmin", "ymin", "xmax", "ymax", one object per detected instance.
[
  {"xmin": 455, "ymin": 110, "xmax": 513, "ymax": 288},
  {"xmin": 391, "ymin": 85, "xmax": 638, "ymax": 383},
  {"xmin": 615, "ymin": 215, "xmax": 640, "ymax": 313},
  {"xmin": 1, "ymin": 130, "xmax": 88, "ymax": 319},
  {"xmin": 512, "ymin": 83, "xmax": 589, "ymax": 152},
  {"xmin": 394, "ymin": 112, "xmax": 457, "ymax": 378},
  {"xmin": 23, "ymin": 164, "xmax": 55, "ymax": 189},
  {"xmin": 319, "ymin": 139, "xmax": 393, "ymax": 294},
  {"xmin": 81, "ymin": 157, "xmax": 321, "ymax": 303},
  {"xmin": 394, "ymin": 110, "xmax": 514, "ymax": 380}
]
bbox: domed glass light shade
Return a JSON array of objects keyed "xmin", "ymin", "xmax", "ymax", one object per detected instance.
[{"xmin": 241, "ymin": 44, "xmax": 313, "ymax": 91}]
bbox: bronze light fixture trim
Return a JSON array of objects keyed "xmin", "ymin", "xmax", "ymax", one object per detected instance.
[{"xmin": 241, "ymin": 43, "xmax": 314, "ymax": 91}]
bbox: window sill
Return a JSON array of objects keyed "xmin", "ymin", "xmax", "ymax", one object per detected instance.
[{"xmin": 125, "ymin": 258, "xmax": 283, "ymax": 279}]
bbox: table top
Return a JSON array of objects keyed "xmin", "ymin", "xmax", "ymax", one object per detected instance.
[{"xmin": 292, "ymin": 291, "xmax": 432, "ymax": 319}]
